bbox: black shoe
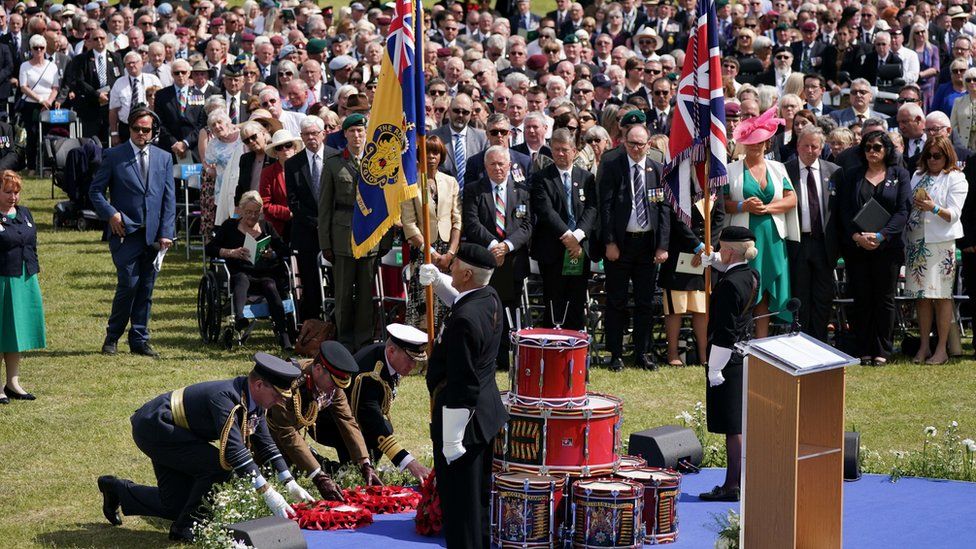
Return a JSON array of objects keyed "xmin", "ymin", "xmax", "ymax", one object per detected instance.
[
  {"xmin": 102, "ymin": 338, "xmax": 118, "ymax": 355},
  {"xmin": 169, "ymin": 524, "xmax": 195, "ymax": 543},
  {"xmin": 699, "ymin": 485, "xmax": 740, "ymax": 502},
  {"xmin": 97, "ymin": 475, "xmax": 123, "ymax": 526},
  {"xmin": 636, "ymin": 353, "xmax": 658, "ymax": 371},
  {"xmin": 609, "ymin": 357, "xmax": 624, "ymax": 372},
  {"xmin": 4, "ymin": 385, "xmax": 35, "ymax": 400},
  {"xmin": 130, "ymin": 343, "xmax": 160, "ymax": 358}
]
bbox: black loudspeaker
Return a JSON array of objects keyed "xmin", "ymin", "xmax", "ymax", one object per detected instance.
[
  {"xmin": 227, "ymin": 516, "xmax": 307, "ymax": 549},
  {"xmin": 844, "ymin": 431, "xmax": 862, "ymax": 481},
  {"xmin": 628, "ymin": 425, "xmax": 704, "ymax": 470}
]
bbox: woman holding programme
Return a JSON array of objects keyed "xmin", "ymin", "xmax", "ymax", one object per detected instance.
[
  {"xmin": 0, "ymin": 171, "xmax": 44, "ymax": 403},
  {"xmin": 906, "ymin": 137, "xmax": 968, "ymax": 365}
]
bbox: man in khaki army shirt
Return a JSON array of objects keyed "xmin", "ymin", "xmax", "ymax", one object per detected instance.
[{"xmin": 267, "ymin": 341, "xmax": 382, "ymax": 501}]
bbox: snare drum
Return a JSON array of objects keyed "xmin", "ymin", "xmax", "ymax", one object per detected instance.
[
  {"xmin": 615, "ymin": 468, "xmax": 681, "ymax": 544},
  {"xmin": 491, "ymin": 472, "xmax": 565, "ymax": 548},
  {"xmin": 570, "ymin": 478, "xmax": 644, "ymax": 548},
  {"xmin": 511, "ymin": 328, "xmax": 590, "ymax": 406},
  {"xmin": 495, "ymin": 392, "xmax": 622, "ymax": 476},
  {"xmin": 615, "ymin": 455, "xmax": 647, "ymax": 472}
]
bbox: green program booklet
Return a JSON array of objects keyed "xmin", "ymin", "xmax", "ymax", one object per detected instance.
[
  {"xmin": 562, "ymin": 249, "xmax": 585, "ymax": 276},
  {"xmin": 244, "ymin": 234, "xmax": 272, "ymax": 263}
]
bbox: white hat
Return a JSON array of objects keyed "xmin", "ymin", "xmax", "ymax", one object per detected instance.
[
  {"xmin": 634, "ymin": 26, "xmax": 664, "ymax": 51},
  {"xmin": 264, "ymin": 129, "xmax": 304, "ymax": 157},
  {"xmin": 328, "ymin": 55, "xmax": 356, "ymax": 71}
]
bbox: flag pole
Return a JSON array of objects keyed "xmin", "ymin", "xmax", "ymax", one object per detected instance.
[
  {"xmin": 703, "ymin": 159, "xmax": 712, "ymax": 312},
  {"xmin": 417, "ymin": 3, "xmax": 435, "ymax": 351}
]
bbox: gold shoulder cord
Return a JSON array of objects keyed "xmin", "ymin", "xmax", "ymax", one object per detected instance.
[
  {"xmin": 292, "ymin": 381, "xmax": 320, "ymax": 428},
  {"xmin": 350, "ymin": 361, "xmax": 392, "ymax": 422},
  {"xmin": 218, "ymin": 392, "xmax": 249, "ymax": 472}
]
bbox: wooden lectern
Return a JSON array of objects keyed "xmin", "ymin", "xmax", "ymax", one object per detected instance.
[{"xmin": 736, "ymin": 333, "xmax": 857, "ymax": 549}]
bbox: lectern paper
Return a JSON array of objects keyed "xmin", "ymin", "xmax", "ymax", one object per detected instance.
[{"xmin": 748, "ymin": 334, "xmax": 852, "ymax": 372}]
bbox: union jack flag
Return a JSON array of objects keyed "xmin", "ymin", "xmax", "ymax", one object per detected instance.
[{"xmin": 662, "ymin": 0, "xmax": 728, "ymax": 225}]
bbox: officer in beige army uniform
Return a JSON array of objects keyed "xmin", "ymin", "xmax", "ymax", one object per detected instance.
[
  {"xmin": 267, "ymin": 341, "xmax": 382, "ymax": 501},
  {"xmin": 317, "ymin": 113, "xmax": 386, "ymax": 351}
]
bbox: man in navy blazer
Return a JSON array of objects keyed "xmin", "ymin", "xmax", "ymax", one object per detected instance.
[{"xmin": 89, "ymin": 108, "xmax": 176, "ymax": 358}]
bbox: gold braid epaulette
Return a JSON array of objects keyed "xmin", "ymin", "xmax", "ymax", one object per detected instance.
[
  {"xmin": 350, "ymin": 361, "xmax": 392, "ymax": 423},
  {"xmin": 218, "ymin": 391, "xmax": 248, "ymax": 472},
  {"xmin": 292, "ymin": 378, "xmax": 320, "ymax": 428}
]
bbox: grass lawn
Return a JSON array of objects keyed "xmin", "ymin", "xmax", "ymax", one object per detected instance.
[{"xmin": 1, "ymin": 177, "xmax": 975, "ymax": 548}]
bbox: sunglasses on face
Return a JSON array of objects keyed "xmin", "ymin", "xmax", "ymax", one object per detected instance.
[
  {"xmin": 865, "ymin": 143, "xmax": 884, "ymax": 153},
  {"xmin": 645, "ymin": 68, "xmax": 662, "ymax": 74},
  {"xmin": 243, "ymin": 134, "xmax": 260, "ymax": 144},
  {"xmin": 574, "ymin": 88, "xmax": 593, "ymax": 94},
  {"xmin": 586, "ymin": 138, "xmax": 601, "ymax": 144},
  {"xmin": 897, "ymin": 97, "xmax": 919, "ymax": 103},
  {"xmin": 430, "ymin": 89, "xmax": 447, "ymax": 96},
  {"xmin": 775, "ymin": 55, "xmax": 791, "ymax": 60},
  {"xmin": 261, "ymin": 98, "xmax": 278, "ymax": 107},
  {"xmin": 928, "ymin": 153, "xmax": 945, "ymax": 160},
  {"xmin": 275, "ymin": 143, "xmax": 294, "ymax": 151},
  {"xmin": 131, "ymin": 126, "xmax": 153, "ymax": 134},
  {"xmin": 952, "ymin": 69, "xmax": 967, "ymax": 74},
  {"xmin": 172, "ymin": 70, "xmax": 189, "ymax": 75},
  {"xmin": 488, "ymin": 129, "xmax": 510, "ymax": 136},
  {"xmin": 453, "ymin": 108, "xmax": 471, "ymax": 115},
  {"xmin": 852, "ymin": 89, "xmax": 870, "ymax": 95},
  {"xmin": 966, "ymin": 78, "xmax": 976, "ymax": 83},
  {"xmin": 32, "ymin": 46, "xmax": 45, "ymax": 51},
  {"xmin": 653, "ymin": 90, "xmax": 669, "ymax": 96}
]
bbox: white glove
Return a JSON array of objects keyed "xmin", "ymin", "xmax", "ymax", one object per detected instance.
[
  {"xmin": 707, "ymin": 346, "xmax": 732, "ymax": 387},
  {"xmin": 700, "ymin": 251, "xmax": 720, "ymax": 268},
  {"xmin": 262, "ymin": 487, "xmax": 296, "ymax": 519},
  {"xmin": 418, "ymin": 263, "xmax": 440, "ymax": 286},
  {"xmin": 442, "ymin": 407, "xmax": 472, "ymax": 465},
  {"xmin": 285, "ymin": 479, "xmax": 315, "ymax": 503}
]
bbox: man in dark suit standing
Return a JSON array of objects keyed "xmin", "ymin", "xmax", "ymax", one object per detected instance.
[
  {"xmin": 530, "ymin": 129, "xmax": 598, "ymax": 330},
  {"xmin": 463, "ymin": 145, "xmax": 532, "ymax": 370},
  {"xmin": 802, "ymin": 74, "xmax": 835, "ymax": 117},
  {"xmin": 785, "ymin": 126, "xmax": 840, "ymax": 342},
  {"xmin": 647, "ymin": 77, "xmax": 673, "ymax": 136},
  {"xmin": 792, "ymin": 21, "xmax": 838, "ymax": 82},
  {"xmin": 599, "ymin": 124, "xmax": 671, "ymax": 371},
  {"xmin": 0, "ymin": 13, "xmax": 29, "ymax": 64},
  {"xmin": 64, "ymin": 28, "xmax": 123, "ymax": 142},
  {"xmin": 862, "ymin": 31, "xmax": 903, "ymax": 87},
  {"xmin": 0, "ymin": 34, "xmax": 14, "ymax": 120},
  {"xmin": 431, "ymin": 93, "xmax": 489, "ymax": 183},
  {"xmin": 419, "ymin": 243, "xmax": 508, "ymax": 549},
  {"xmin": 89, "ymin": 108, "xmax": 175, "ymax": 358},
  {"xmin": 154, "ymin": 59, "xmax": 207, "ymax": 161},
  {"xmin": 285, "ymin": 115, "xmax": 336, "ymax": 323}
]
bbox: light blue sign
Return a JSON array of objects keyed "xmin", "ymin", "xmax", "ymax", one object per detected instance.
[
  {"xmin": 180, "ymin": 164, "xmax": 203, "ymax": 179},
  {"xmin": 48, "ymin": 109, "xmax": 70, "ymax": 124}
]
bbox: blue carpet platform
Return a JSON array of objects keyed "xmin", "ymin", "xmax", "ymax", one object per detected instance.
[{"xmin": 303, "ymin": 468, "xmax": 976, "ymax": 548}]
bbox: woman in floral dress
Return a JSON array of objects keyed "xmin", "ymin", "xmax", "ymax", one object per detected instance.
[
  {"xmin": 202, "ymin": 111, "xmax": 242, "ymax": 243},
  {"xmin": 905, "ymin": 137, "xmax": 968, "ymax": 365}
]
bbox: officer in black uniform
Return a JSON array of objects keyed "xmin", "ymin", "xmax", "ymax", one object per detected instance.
[
  {"xmin": 699, "ymin": 226, "xmax": 760, "ymax": 503},
  {"xmin": 350, "ymin": 323, "xmax": 431, "ymax": 482},
  {"xmin": 420, "ymin": 243, "xmax": 509, "ymax": 549},
  {"xmin": 97, "ymin": 353, "xmax": 313, "ymax": 542},
  {"xmin": 267, "ymin": 341, "xmax": 382, "ymax": 502},
  {"xmin": 0, "ymin": 119, "xmax": 20, "ymax": 171}
]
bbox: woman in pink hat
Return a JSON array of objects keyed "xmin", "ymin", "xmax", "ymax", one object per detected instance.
[{"xmin": 723, "ymin": 107, "xmax": 800, "ymax": 337}]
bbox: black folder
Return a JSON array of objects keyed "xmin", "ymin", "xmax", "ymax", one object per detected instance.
[{"xmin": 853, "ymin": 198, "xmax": 891, "ymax": 233}]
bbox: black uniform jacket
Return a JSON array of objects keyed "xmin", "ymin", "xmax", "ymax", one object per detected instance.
[
  {"xmin": 350, "ymin": 343, "xmax": 411, "ymax": 467},
  {"xmin": 707, "ymin": 263, "xmax": 759, "ymax": 359},
  {"xmin": 130, "ymin": 376, "xmax": 287, "ymax": 478},
  {"xmin": 0, "ymin": 206, "xmax": 39, "ymax": 277},
  {"xmin": 426, "ymin": 286, "xmax": 509, "ymax": 447}
]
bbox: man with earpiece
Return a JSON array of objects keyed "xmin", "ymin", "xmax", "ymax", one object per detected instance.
[{"xmin": 89, "ymin": 108, "xmax": 176, "ymax": 358}]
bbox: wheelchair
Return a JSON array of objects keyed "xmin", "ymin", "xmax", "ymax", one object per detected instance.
[{"xmin": 197, "ymin": 258, "xmax": 298, "ymax": 349}]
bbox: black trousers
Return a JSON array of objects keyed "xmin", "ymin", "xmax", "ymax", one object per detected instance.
[
  {"xmin": 18, "ymin": 102, "xmax": 43, "ymax": 170},
  {"xmin": 433, "ymin": 441, "xmax": 494, "ymax": 549},
  {"xmin": 789, "ymin": 236, "xmax": 834, "ymax": 342},
  {"xmin": 295, "ymin": 250, "xmax": 323, "ymax": 323},
  {"xmin": 81, "ymin": 105, "xmax": 110, "ymax": 144},
  {"xmin": 604, "ymin": 232, "xmax": 657, "ymax": 360},
  {"xmin": 230, "ymin": 271, "xmax": 288, "ymax": 332},
  {"xmin": 118, "ymin": 420, "xmax": 232, "ymax": 530},
  {"xmin": 960, "ymin": 250, "xmax": 976, "ymax": 322},
  {"xmin": 539, "ymin": 260, "xmax": 589, "ymax": 330},
  {"xmin": 845, "ymin": 252, "xmax": 900, "ymax": 358}
]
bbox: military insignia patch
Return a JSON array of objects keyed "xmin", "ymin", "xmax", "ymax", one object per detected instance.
[{"xmin": 361, "ymin": 123, "xmax": 406, "ymax": 188}]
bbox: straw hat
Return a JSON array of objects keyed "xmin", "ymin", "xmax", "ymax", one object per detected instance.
[{"xmin": 264, "ymin": 129, "xmax": 304, "ymax": 157}]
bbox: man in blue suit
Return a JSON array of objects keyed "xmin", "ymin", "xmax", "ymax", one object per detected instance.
[{"xmin": 90, "ymin": 108, "xmax": 176, "ymax": 357}]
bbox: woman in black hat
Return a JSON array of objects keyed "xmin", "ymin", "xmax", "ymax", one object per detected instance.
[{"xmin": 698, "ymin": 226, "xmax": 760, "ymax": 502}]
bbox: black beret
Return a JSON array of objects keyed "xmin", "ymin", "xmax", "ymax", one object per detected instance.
[
  {"xmin": 456, "ymin": 242, "xmax": 497, "ymax": 270},
  {"xmin": 317, "ymin": 341, "xmax": 358, "ymax": 388},
  {"xmin": 253, "ymin": 352, "xmax": 301, "ymax": 396},
  {"xmin": 720, "ymin": 226, "xmax": 756, "ymax": 243}
]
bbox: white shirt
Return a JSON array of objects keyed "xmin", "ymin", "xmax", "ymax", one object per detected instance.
[
  {"xmin": 557, "ymin": 167, "xmax": 587, "ymax": 243},
  {"xmin": 627, "ymin": 157, "xmax": 650, "ymax": 232},
  {"xmin": 109, "ymin": 71, "xmax": 162, "ymax": 121},
  {"xmin": 906, "ymin": 134, "xmax": 926, "ymax": 157},
  {"xmin": 18, "ymin": 60, "xmax": 59, "ymax": 104},
  {"xmin": 487, "ymin": 178, "xmax": 515, "ymax": 252},
  {"xmin": 806, "ymin": 101, "xmax": 826, "ymax": 116},
  {"xmin": 279, "ymin": 110, "xmax": 307, "ymax": 136},
  {"xmin": 797, "ymin": 160, "xmax": 825, "ymax": 233},
  {"xmin": 894, "ymin": 46, "xmax": 920, "ymax": 84}
]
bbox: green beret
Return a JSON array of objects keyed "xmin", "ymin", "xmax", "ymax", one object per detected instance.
[
  {"xmin": 307, "ymin": 39, "xmax": 328, "ymax": 55},
  {"xmin": 343, "ymin": 113, "xmax": 367, "ymax": 131},
  {"xmin": 562, "ymin": 34, "xmax": 580, "ymax": 44},
  {"xmin": 620, "ymin": 109, "xmax": 647, "ymax": 126}
]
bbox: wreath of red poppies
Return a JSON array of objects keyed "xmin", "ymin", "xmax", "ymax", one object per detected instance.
[
  {"xmin": 414, "ymin": 470, "xmax": 443, "ymax": 536},
  {"xmin": 291, "ymin": 485, "xmax": 421, "ymax": 531}
]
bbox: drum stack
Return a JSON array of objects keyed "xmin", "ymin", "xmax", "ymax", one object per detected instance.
[{"xmin": 490, "ymin": 328, "xmax": 682, "ymax": 547}]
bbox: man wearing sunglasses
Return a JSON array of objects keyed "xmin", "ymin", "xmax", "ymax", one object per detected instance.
[
  {"xmin": 829, "ymin": 78, "xmax": 889, "ymax": 130},
  {"xmin": 431, "ymin": 93, "xmax": 489, "ymax": 185},
  {"xmin": 154, "ymin": 58, "xmax": 207, "ymax": 161},
  {"xmin": 63, "ymin": 27, "xmax": 123, "ymax": 142},
  {"xmin": 89, "ymin": 108, "xmax": 175, "ymax": 358}
]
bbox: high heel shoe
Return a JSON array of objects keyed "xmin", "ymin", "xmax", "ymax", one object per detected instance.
[{"xmin": 4, "ymin": 385, "xmax": 35, "ymax": 400}]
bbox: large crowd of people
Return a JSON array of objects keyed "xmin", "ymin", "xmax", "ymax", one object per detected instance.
[{"xmin": 0, "ymin": 0, "xmax": 974, "ymax": 543}]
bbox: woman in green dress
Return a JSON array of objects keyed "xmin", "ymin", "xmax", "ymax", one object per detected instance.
[
  {"xmin": 723, "ymin": 107, "xmax": 800, "ymax": 337},
  {"xmin": 0, "ymin": 170, "xmax": 45, "ymax": 404}
]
